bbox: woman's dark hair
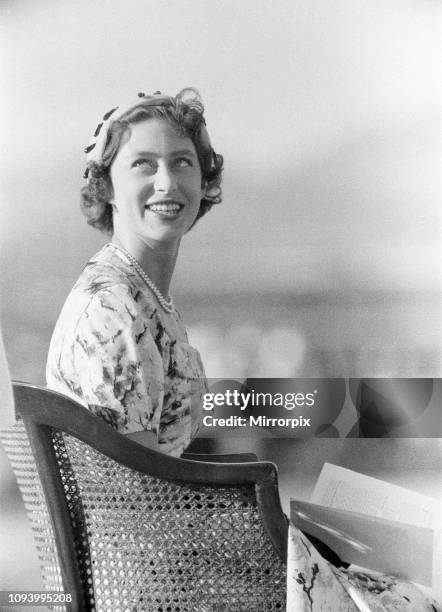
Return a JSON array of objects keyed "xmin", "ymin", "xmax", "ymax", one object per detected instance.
[{"xmin": 80, "ymin": 88, "xmax": 223, "ymax": 233}]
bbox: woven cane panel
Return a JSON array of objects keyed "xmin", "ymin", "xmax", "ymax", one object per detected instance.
[
  {"xmin": 61, "ymin": 434, "xmax": 286, "ymax": 612},
  {"xmin": 52, "ymin": 431, "xmax": 96, "ymax": 610},
  {"xmin": 0, "ymin": 423, "xmax": 66, "ymax": 612}
]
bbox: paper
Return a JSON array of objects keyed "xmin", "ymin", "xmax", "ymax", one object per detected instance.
[{"xmin": 311, "ymin": 463, "xmax": 440, "ymax": 529}]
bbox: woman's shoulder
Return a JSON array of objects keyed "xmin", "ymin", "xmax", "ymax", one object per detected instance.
[
  {"xmin": 76, "ymin": 243, "xmax": 140, "ymax": 299},
  {"xmin": 52, "ymin": 245, "xmax": 149, "ymax": 333}
]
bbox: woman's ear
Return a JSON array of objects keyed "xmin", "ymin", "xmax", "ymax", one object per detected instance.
[{"xmin": 201, "ymin": 182, "xmax": 220, "ymax": 200}]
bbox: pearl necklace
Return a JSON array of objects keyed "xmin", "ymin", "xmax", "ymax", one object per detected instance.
[{"xmin": 110, "ymin": 243, "xmax": 175, "ymax": 314}]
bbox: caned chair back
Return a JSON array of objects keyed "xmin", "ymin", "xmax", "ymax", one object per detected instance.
[{"xmin": 1, "ymin": 382, "xmax": 287, "ymax": 612}]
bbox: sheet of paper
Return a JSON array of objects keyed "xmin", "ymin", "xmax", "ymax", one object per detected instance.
[
  {"xmin": 291, "ymin": 499, "xmax": 434, "ymax": 585},
  {"xmin": 311, "ymin": 463, "xmax": 440, "ymax": 529}
]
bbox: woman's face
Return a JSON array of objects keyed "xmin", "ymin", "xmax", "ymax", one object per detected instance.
[{"xmin": 109, "ymin": 118, "xmax": 203, "ymax": 247}]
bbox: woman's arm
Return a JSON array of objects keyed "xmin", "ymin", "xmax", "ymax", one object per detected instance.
[{"xmin": 50, "ymin": 285, "xmax": 165, "ymax": 440}]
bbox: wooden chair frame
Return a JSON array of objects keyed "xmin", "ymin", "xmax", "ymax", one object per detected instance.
[{"xmin": 11, "ymin": 381, "xmax": 288, "ymax": 611}]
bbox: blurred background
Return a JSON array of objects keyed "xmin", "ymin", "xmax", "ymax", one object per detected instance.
[{"xmin": 1, "ymin": 0, "xmax": 441, "ymax": 605}]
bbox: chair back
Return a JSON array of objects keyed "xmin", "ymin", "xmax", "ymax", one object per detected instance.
[{"xmin": 1, "ymin": 382, "xmax": 287, "ymax": 612}]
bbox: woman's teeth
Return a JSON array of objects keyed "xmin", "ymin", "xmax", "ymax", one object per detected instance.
[{"xmin": 146, "ymin": 203, "xmax": 182, "ymax": 216}]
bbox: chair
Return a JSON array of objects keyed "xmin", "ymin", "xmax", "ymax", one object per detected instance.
[{"xmin": 1, "ymin": 382, "xmax": 288, "ymax": 612}]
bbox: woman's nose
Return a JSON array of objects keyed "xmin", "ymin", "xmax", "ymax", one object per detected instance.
[{"xmin": 154, "ymin": 163, "xmax": 177, "ymax": 193}]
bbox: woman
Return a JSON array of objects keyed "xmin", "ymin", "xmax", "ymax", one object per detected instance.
[
  {"xmin": 46, "ymin": 88, "xmax": 440, "ymax": 610},
  {"xmin": 46, "ymin": 88, "xmax": 222, "ymax": 457}
]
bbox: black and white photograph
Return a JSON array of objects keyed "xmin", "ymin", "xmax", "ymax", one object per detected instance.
[{"xmin": 1, "ymin": 1, "xmax": 441, "ymax": 610}]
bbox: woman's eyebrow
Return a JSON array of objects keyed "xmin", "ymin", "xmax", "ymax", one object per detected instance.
[
  {"xmin": 172, "ymin": 148, "xmax": 198, "ymax": 157},
  {"xmin": 128, "ymin": 148, "xmax": 197, "ymax": 158}
]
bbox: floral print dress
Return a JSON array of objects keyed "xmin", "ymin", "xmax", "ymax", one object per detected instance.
[{"xmin": 46, "ymin": 243, "xmax": 207, "ymax": 457}]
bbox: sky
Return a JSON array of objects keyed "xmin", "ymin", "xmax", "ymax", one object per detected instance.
[{"xmin": 1, "ymin": 0, "xmax": 440, "ymax": 297}]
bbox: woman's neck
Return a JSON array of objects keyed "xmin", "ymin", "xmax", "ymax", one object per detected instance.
[{"xmin": 111, "ymin": 232, "xmax": 180, "ymax": 296}]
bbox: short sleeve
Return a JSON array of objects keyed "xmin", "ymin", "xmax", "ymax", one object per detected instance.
[{"xmin": 68, "ymin": 286, "xmax": 164, "ymax": 434}]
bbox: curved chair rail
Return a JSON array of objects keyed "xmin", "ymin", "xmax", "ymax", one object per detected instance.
[{"xmin": 14, "ymin": 382, "xmax": 281, "ymax": 485}]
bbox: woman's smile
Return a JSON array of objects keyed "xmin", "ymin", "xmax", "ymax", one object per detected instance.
[{"xmin": 144, "ymin": 199, "xmax": 184, "ymax": 218}]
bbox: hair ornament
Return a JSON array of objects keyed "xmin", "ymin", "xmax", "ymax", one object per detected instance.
[
  {"xmin": 103, "ymin": 107, "xmax": 118, "ymax": 121},
  {"xmin": 93, "ymin": 123, "xmax": 103, "ymax": 137}
]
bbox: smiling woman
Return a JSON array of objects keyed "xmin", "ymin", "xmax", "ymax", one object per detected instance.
[
  {"xmin": 46, "ymin": 88, "xmax": 223, "ymax": 456},
  {"xmin": 109, "ymin": 120, "xmax": 204, "ymax": 248}
]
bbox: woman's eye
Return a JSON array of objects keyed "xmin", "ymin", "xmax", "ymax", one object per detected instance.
[
  {"xmin": 175, "ymin": 158, "xmax": 192, "ymax": 168},
  {"xmin": 133, "ymin": 159, "xmax": 155, "ymax": 169}
]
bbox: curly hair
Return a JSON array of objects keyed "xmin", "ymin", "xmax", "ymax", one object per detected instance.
[{"xmin": 80, "ymin": 88, "xmax": 223, "ymax": 233}]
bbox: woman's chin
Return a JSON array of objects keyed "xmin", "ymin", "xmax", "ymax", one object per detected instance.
[
  {"xmin": 142, "ymin": 214, "xmax": 196, "ymax": 242},
  {"xmin": 139, "ymin": 224, "xmax": 186, "ymax": 247}
]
